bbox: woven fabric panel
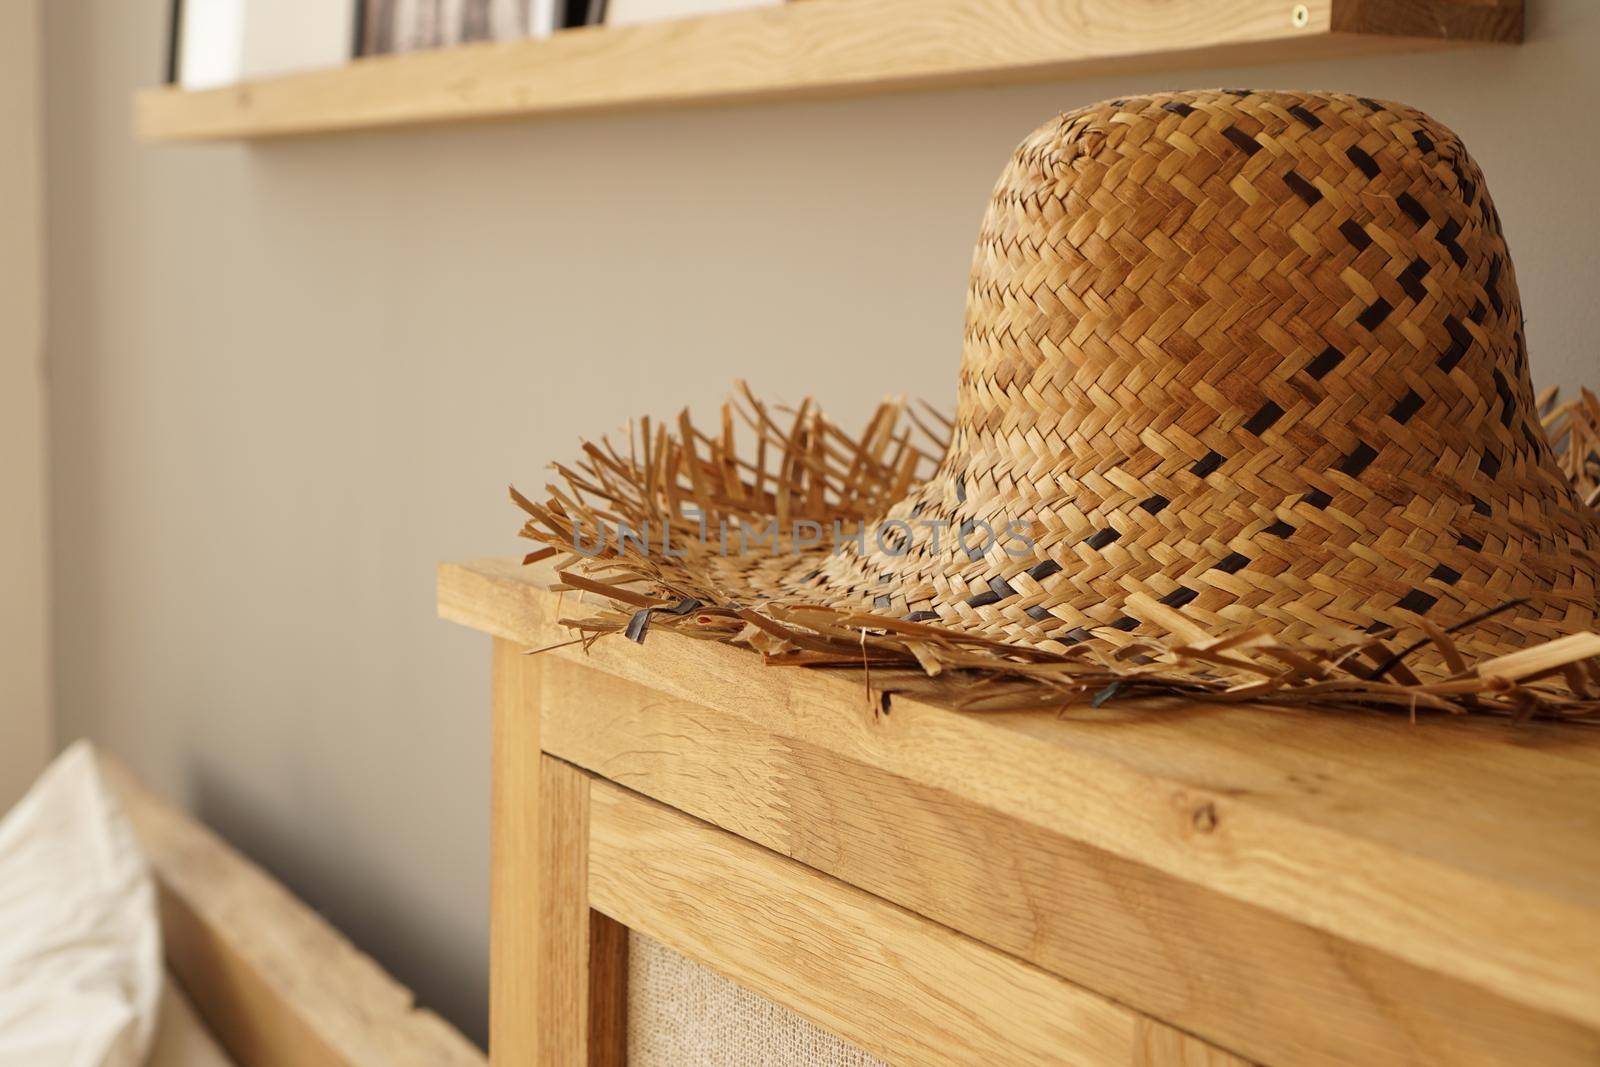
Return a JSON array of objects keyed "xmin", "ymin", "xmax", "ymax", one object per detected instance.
[{"xmin": 627, "ymin": 934, "xmax": 887, "ymax": 1067}]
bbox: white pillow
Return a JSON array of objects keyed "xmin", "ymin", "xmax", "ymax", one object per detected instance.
[{"xmin": 0, "ymin": 741, "xmax": 162, "ymax": 1067}]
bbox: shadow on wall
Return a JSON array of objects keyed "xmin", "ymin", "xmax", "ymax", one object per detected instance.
[{"xmin": 188, "ymin": 753, "xmax": 486, "ymax": 1044}]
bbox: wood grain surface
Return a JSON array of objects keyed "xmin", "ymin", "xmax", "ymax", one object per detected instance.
[
  {"xmin": 137, "ymin": 0, "xmax": 1520, "ymax": 141},
  {"xmin": 587, "ymin": 775, "xmax": 1248, "ymax": 1067},
  {"xmin": 443, "ymin": 556, "xmax": 1600, "ymax": 1065}
]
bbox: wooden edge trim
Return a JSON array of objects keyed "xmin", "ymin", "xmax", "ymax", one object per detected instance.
[
  {"xmin": 490, "ymin": 638, "xmax": 541, "ymax": 1062},
  {"xmin": 537, "ymin": 754, "xmax": 595, "ymax": 1063},
  {"xmin": 493, "ymin": 649, "xmax": 630, "ymax": 1065},
  {"xmin": 98, "ymin": 752, "xmax": 485, "ymax": 1067},
  {"xmin": 585, "ymin": 776, "xmax": 1248, "ymax": 1067}
]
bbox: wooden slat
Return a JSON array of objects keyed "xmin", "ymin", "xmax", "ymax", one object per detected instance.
[
  {"xmin": 586, "ymin": 776, "xmax": 1248, "ymax": 1067},
  {"xmin": 440, "ymin": 558, "xmax": 1600, "ymax": 1046},
  {"xmin": 135, "ymin": 0, "xmax": 1520, "ymax": 142},
  {"xmin": 101, "ymin": 754, "xmax": 484, "ymax": 1067},
  {"xmin": 535, "ymin": 755, "xmax": 591, "ymax": 1064},
  {"xmin": 493, "ymin": 646, "xmax": 628, "ymax": 1066},
  {"xmin": 586, "ymin": 913, "xmax": 629, "ymax": 1067},
  {"xmin": 540, "ymin": 656, "xmax": 1599, "ymax": 1066},
  {"xmin": 489, "ymin": 638, "xmax": 541, "ymax": 1065}
]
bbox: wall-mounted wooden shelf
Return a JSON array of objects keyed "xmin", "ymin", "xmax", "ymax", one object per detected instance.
[{"xmin": 136, "ymin": 0, "xmax": 1522, "ymax": 143}]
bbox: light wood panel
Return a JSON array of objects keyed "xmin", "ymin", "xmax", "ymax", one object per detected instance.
[
  {"xmin": 441, "ymin": 558, "xmax": 1600, "ymax": 1046},
  {"xmin": 102, "ymin": 754, "xmax": 484, "ymax": 1067},
  {"xmin": 586, "ymin": 776, "xmax": 1248, "ymax": 1067},
  {"xmin": 493, "ymin": 646, "xmax": 629, "ymax": 1066},
  {"xmin": 489, "ymin": 638, "xmax": 541, "ymax": 1064},
  {"xmin": 538, "ymin": 655, "xmax": 1599, "ymax": 1067},
  {"xmin": 136, "ymin": 0, "xmax": 1521, "ymax": 142},
  {"xmin": 536, "ymin": 755, "xmax": 592, "ymax": 1064}
]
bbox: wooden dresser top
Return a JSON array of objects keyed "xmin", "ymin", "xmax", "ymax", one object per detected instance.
[{"xmin": 441, "ymin": 555, "xmax": 1600, "ymax": 1056}]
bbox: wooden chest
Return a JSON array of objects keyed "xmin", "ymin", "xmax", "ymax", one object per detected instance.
[{"xmin": 440, "ymin": 556, "xmax": 1600, "ymax": 1066}]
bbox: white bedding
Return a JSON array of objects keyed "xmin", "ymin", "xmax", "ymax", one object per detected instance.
[{"xmin": 0, "ymin": 742, "xmax": 163, "ymax": 1067}]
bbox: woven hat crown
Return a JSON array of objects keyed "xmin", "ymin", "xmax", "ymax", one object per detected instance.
[{"xmin": 801, "ymin": 89, "xmax": 1599, "ymax": 658}]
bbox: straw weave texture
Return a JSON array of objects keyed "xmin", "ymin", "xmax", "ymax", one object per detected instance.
[
  {"xmin": 516, "ymin": 90, "xmax": 1600, "ymax": 720},
  {"xmin": 797, "ymin": 89, "xmax": 1596, "ymax": 657}
]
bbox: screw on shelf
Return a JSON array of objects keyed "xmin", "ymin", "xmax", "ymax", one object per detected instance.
[{"xmin": 1291, "ymin": 4, "xmax": 1311, "ymax": 28}]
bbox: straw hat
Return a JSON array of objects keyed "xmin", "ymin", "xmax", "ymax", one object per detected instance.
[{"xmin": 517, "ymin": 89, "xmax": 1600, "ymax": 718}]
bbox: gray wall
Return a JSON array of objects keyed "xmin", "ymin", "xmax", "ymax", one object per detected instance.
[
  {"xmin": 43, "ymin": 0, "xmax": 1600, "ymax": 1044},
  {"xmin": 0, "ymin": 0, "xmax": 47, "ymax": 811}
]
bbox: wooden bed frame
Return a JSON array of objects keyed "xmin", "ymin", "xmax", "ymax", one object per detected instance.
[
  {"xmin": 102, "ymin": 757, "xmax": 485, "ymax": 1067},
  {"xmin": 440, "ymin": 555, "xmax": 1600, "ymax": 1066}
]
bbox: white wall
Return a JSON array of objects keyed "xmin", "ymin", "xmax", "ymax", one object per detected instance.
[
  {"xmin": 43, "ymin": 0, "xmax": 1600, "ymax": 1044},
  {"xmin": 0, "ymin": 0, "xmax": 49, "ymax": 811}
]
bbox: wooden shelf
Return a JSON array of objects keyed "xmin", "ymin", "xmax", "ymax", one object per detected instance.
[{"xmin": 136, "ymin": 0, "xmax": 1522, "ymax": 143}]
